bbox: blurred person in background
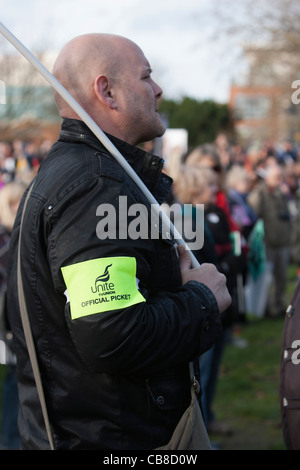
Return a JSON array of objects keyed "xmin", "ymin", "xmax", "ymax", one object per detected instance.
[
  {"xmin": 276, "ymin": 140, "xmax": 297, "ymax": 165},
  {"xmin": 185, "ymin": 143, "xmax": 247, "ymax": 325},
  {"xmin": 0, "ymin": 181, "xmax": 26, "ymax": 450},
  {"xmin": 248, "ymin": 163, "xmax": 292, "ymax": 317},
  {"xmin": 214, "ymin": 132, "xmax": 233, "ymax": 171},
  {"xmin": 185, "ymin": 143, "xmax": 240, "ymax": 233},
  {"xmin": 290, "ymin": 162, "xmax": 300, "ymax": 276},
  {"xmin": 226, "ymin": 165, "xmax": 257, "ymax": 241},
  {"xmin": 0, "ymin": 142, "xmax": 15, "ymax": 185},
  {"xmin": 174, "ymin": 165, "xmax": 234, "ymax": 441}
]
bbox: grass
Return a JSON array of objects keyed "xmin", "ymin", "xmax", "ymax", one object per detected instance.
[
  {"xmin": 208, "ymin": 265, "xmax": 298, "ymax": 450},
  {"xmin": 210, "ymin": 316, "xmax": 286, "ymax": 449},
  {"xmin": 0, "ymin": 266, "xmax": 298, "ymax": 450}
]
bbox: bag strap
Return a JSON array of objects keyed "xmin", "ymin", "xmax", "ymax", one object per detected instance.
[{"xmin": 17, "ymin": 182, "xmax": 55, "ymax": 450}]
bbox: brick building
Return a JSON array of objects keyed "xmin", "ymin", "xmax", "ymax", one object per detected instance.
[{"xmin": 229, "ymin": 46, "xmax": 300, "ymax": 145}]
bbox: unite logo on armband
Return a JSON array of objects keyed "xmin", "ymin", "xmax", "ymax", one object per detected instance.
[
  {"xmin": 90, "ymin": 264, "xmax": 114, "ymax": 294},
  {"xmin": 61, "ymin": 256, "xmax": 146, "ymax": 320}
]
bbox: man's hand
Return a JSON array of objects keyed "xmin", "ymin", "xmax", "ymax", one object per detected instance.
[{"xmin": 178, "ymin": 246, "xmax": 232, "ymax": 313}]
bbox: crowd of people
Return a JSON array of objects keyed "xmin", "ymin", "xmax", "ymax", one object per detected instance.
[
  {"xmin": 166, "ymin": 132, "xmax": 300, "ymax": 321},
  {"xmin": 161, "ymin": 133, "xmax": 300, "ymax": 444},
  {"xmin": 0, "ymin": 138, "xmax": 52, "ymax": 449},
  {"xmin": 0, "ymin": 139, "xmax": 53, "ymax": 187},
  {"xmin": 0, "ymin": 129, "xmax": 300, "ymax": 449}
]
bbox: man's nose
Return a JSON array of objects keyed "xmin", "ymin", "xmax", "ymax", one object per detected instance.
[{"xmin": 153, "ymin": 80, "xmax": 163, "ymax": 99}]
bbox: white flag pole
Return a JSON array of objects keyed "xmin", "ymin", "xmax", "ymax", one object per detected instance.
[{"xmin": 0, "ymin": 22, "xmax": 200, "ymax": 268}]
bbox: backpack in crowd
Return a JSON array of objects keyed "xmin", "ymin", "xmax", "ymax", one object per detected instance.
[{"xmin": 280, "ymin": 279, "xmax": 300, "ymax": 450}]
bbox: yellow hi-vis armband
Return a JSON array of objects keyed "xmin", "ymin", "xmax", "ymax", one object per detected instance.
[{"xmin": 61, "ymin": 256, "xmax": 146, "ymax": 320}]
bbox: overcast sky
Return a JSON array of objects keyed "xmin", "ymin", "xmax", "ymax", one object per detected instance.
[{"xmin": 0, "ymin": 0, "xmax": 242, "ymax": 102}]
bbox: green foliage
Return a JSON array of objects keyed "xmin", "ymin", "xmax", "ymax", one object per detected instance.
[
  {"xmin": 211, "ymin": 314, "xmax": 286, "ymax": 450},
  {"xmin": 205, "ymin": 265, "xmax": 299, "ymax": 449},
  {"xmin": 159, "ymin": 96, "xmax": 234, "ymax": 148}
]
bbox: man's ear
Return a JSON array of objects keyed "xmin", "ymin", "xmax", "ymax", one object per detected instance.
[{"xmin": 94, "ymin": 75, "xmax": 117, "ymax": 110}]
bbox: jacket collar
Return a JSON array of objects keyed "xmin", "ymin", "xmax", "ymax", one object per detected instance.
[{"xmin": 58, "ymin": 118, "xmax": 172, "ymax": 204}]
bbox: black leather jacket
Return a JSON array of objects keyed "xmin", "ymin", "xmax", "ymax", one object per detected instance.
[{"xmin": 7, "ymin": 118, "xmax": 222, "ymax": 450}]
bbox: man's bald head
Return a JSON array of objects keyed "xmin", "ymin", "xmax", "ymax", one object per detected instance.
[
  {"xmin": 52, "ymin": 32, "xmax": 165, "ymax": 145},
  {"xmin": 52, "ymin": 33, "xmax": 138, "ymax": 116}
]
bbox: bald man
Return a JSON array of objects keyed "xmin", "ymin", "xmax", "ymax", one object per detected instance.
[{"xmin": 7, "ymin": 34, "xmax": 230, "ymax": 450}]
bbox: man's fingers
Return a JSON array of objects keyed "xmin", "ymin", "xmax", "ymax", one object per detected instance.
[{"xmin": 177, "ymin": 245, "xmax": 192, "ymax": 272}]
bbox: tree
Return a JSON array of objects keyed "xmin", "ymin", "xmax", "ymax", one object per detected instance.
[
  {"xmin": 208, "ymin": 0, "xmax": 300, "ymax": 89},
  {"xmin": 203, "ymin": 0, "xmax": 300, "ymax": 143},
  {"xmin": 159, "ymin": 96, "xmax": 234, "ymax": 148}
]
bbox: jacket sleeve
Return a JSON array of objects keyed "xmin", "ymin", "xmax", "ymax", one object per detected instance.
[{"xmin": 47, "ymin": 173, "xmax": 222, "ymax": 377}]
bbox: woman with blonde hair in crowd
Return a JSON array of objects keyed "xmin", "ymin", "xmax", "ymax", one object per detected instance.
[
  {"xmin": 174, "ymin": 164, "xmax": 218, "ymax": 207},
  {"xmin": 0, "ymin": 180, "xmax": 26, "ymax": 449},
  {"xmin": 172, "ymin": 165, "xmax": 219, "ymax": 263},
  {"xmin": 173, "ymin": 164, "xmax": 235, "ymax": 444},
  {"xmin": 185, "ymin": 143, "xmax": 239, "ymax": 234},
  {"xmin": 0, "ymin": 181, "xmax": 26, "ymax": 231}
]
